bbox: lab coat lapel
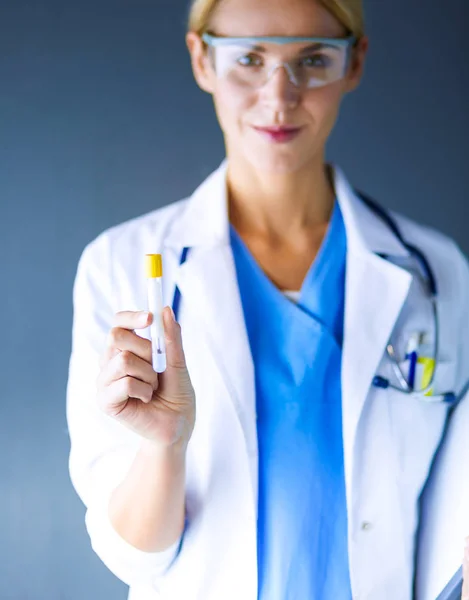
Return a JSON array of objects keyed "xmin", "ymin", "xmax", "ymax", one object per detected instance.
[
  {"xmin": 164, "ymin": 162, "xmax": 258, "ymax": 507},
  {"xmin": 165, "ymin": 161, "xmax": 416, "ymax": 523},
  {"xmin": 334, "ymin": 167, "xmax": 413, "ymax": 502},
  {"xmin": 175, "ymin": 246, "xmax": 257, "ymax": 455}
]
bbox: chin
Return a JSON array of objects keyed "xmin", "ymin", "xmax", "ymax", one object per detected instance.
[{"xmin": 243, "ymin": 145, "xmax": 312, "ymax": 175}]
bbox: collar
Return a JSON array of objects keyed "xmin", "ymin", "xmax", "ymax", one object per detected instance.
[{"xmin": 164, "ymin": 159, "xmax": 410, "ymax": 259}]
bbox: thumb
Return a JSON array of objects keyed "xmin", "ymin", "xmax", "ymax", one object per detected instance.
[
  {"xmin": 158, "ymin": 306, "xmax": 193, "ymax": 402},
  {"xmin": 162, "ymin": 306, "xmax": 187, "ymax": 370}
]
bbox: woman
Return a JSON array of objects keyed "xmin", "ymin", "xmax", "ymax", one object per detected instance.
[{"xmin": 66, "ymin": 0, "xmax": 469, "ymax": 598}]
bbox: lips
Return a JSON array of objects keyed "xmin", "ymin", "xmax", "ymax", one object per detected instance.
[
  {"xmin": 255, "ymin": 126, "xmax": 301, "ymax": 133},
  {"xmin": 253, "ymin": 125, "xmax": 302, "ymax": 143}
]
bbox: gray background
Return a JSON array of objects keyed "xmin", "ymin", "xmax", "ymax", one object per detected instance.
[{"xmin": 1, "ymin": 0, "xmax": 468, "ymax": 598}]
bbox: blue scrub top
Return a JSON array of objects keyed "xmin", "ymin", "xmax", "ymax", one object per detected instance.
[{"xmin": 230, "ymin": 200, "xmax": 352, "ymax": 600}]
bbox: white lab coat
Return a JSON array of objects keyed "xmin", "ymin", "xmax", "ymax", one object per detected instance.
[{"xmin": 66, "ymin": 160, "xmax": 469, "ymax": 600}]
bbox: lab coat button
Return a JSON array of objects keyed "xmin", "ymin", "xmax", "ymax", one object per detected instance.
[{"xmin": 361, "ymin": 521, "xmax": 372, "ymax": 531}]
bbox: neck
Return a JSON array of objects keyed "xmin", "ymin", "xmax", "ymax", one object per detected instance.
[{"xmin": 226, "ymin": 156, "xmax": 335, "ymax": 243}]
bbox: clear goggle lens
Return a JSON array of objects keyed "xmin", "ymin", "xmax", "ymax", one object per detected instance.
[{"xmin": 202, "ymin": 34, "xmax": 355, "ymax": 90}]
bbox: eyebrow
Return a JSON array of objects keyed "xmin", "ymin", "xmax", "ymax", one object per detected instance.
[
  {"xmin": 246, "ymin": 42, "xmax": 338, "ymax": 53},
  {"xmin": 299, "ymin": 43, "xmax": 338, "ymax": 53}
]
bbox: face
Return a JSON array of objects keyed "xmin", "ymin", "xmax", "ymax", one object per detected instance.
[{"xmin": 187, "ymin": 0, "xmax": 368, "ymax": 175}]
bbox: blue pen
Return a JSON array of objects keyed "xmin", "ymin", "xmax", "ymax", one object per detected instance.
[{"xmin": 405, "ymin": 333, "xmax": 420, "ymax": 391}]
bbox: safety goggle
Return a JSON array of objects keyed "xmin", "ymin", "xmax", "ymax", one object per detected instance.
[{"xmin": 201, "ymin": 33, "xmax": 357, "ymax": 90}]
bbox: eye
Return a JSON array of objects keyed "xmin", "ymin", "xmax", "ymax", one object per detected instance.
[
  {"xmin": 301, "ymin": 54, "xmax": 332, "ymax": 69},
  {"xmin": 236, "ymin": 53, "xmax": 263, "ymax": 67}
]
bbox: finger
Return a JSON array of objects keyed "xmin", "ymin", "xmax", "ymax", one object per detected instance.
[
  {"xmin": 99, "ymin": 345, "xmax": 119, "ymax": 370},
  {"xmin": 113, "ymin": 310, "xmax": 152, "ymax": 330},
  {"xmin": 162, "ymin": 306, "xmax": 187, "ymax": 370},
  {"xmin": 98, "ymin": 376, "xmax": 154, "ymax": 414},
  {"xmin": 98, "ymin": 350, "xmax": 159, "ymax": 390},
  {"xmin": 100, "ymin": 311, "xmax": 152, "ymax": 369},
  {"xmin": 106, "ymin": 327, "xmax": 152, "ymax": 363}
]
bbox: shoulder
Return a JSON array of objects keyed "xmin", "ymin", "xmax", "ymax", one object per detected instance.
[
  {"xmin": 392, "ymin": 210, "xmax": 464, "ymax": 262},
  {"xmin": 390, "ymin": 209, "xmax": 469, "ymax": 301},
  {"xmin": 78, "ymin": 197, "xmax": 190, "ymax": 268},
  {"xmin": 94, "ymin": 197, "xmax": 189, "ymax": 251}
]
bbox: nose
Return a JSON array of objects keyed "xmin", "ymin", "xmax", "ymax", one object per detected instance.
[{"xmin": 259, "ymin": 63, "xmax": 301, "ymax": 110}]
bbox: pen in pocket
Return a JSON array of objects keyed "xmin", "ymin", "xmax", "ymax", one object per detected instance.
[{"xmin": 405, "ymin": 333, "xmax": 420, "ymax": 390}]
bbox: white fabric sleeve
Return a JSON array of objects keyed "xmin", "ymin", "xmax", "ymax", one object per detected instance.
[{"xmin": 66, "ymin": 234, "xmax": 184, "ymax": 588}]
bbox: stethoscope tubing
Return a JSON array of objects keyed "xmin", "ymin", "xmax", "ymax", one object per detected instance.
[{"xmin": 170, "ymin": 191, "xmax": 467, "ymax": 406}]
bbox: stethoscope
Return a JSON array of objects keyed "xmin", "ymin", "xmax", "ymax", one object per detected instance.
[
  {"xmin": 357, "ymin": 191, "xmax": 461, "ymax": 405},
  {"xmin": 171, "ymin": 192, "xmax": 469, "ymax": 406}
]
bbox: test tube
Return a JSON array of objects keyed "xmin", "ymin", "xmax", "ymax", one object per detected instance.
[{"xmin": 146, "ymin": 253, "xmax": 166, "ymax": 373}]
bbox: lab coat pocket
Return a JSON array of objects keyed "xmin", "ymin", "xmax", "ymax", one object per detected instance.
[{"xmin": 386, "ymin": 361, "xmax": 455, "ymax": 505}]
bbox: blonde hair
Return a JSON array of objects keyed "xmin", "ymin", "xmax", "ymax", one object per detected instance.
[{"xmin": 187, "ymin": 0, "xmax": 365, "ymax": 39}]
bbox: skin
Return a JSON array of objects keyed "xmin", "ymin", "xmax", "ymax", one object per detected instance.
[
  {"xmin": 99, "ymin": 309, "xmax": 195, "ymax": 552},
  {"xmin": 186, "ymin": 0, "xmax": 368, "ymax": 290},
  {"xmin": 98, "ymin": 0, "xmax": 370, "ymax": 555},
  {"xmin": 96, "ymin": 0, "xmax": 469, "ymax": 578},
  {"xmin": 186, "ymin": 2, "xmax": 469, "ymax": 586}
]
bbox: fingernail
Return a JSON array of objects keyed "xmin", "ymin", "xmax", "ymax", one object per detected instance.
[{"xmin": 170, "ymin": 306, "xmax": 176, "ymax": 322}]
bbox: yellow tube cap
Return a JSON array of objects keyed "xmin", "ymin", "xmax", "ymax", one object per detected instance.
[{"xmin": 146, "ymin": 254, "xmax": 163, "ymax": 278}]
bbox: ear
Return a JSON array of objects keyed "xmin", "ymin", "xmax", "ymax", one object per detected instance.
[
  {"xmin": 344, "ymin": 36, "xmax": 369, "ymax": 93},
  {"xmin": 186, "ymin": 32, "xmax": 215, "ymax": 94}
]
